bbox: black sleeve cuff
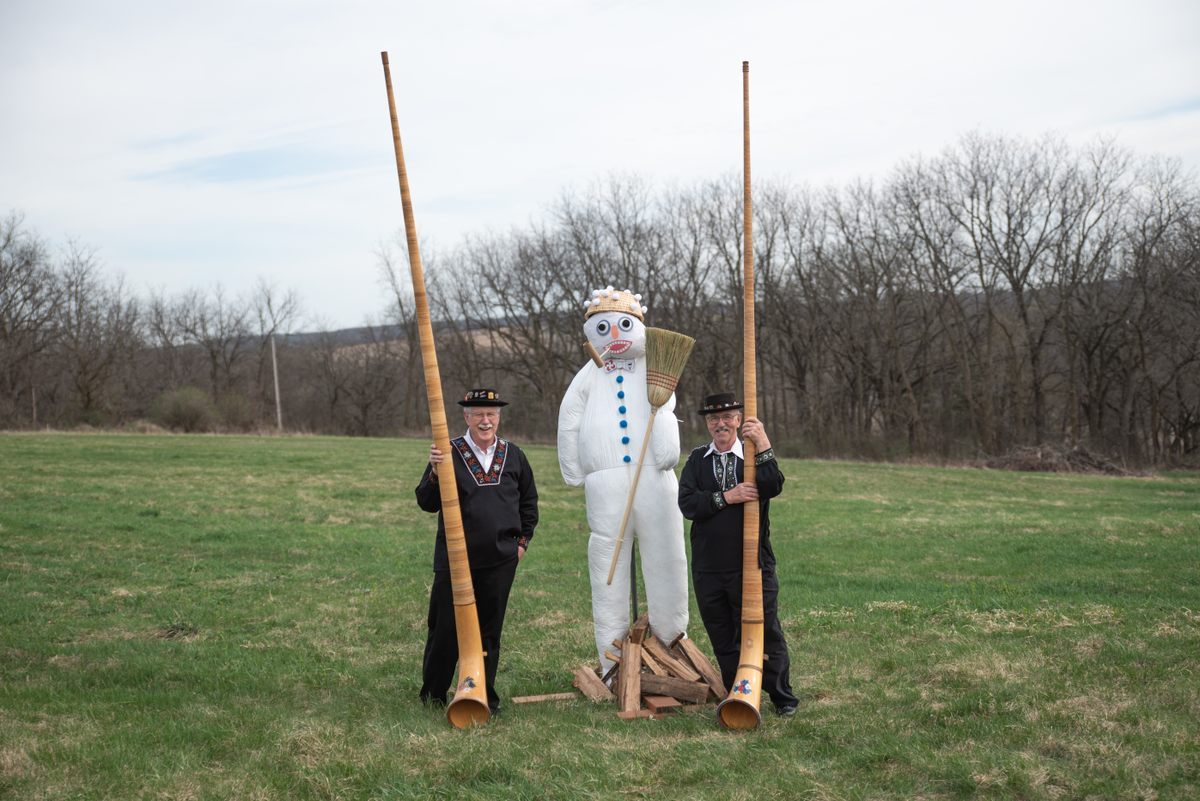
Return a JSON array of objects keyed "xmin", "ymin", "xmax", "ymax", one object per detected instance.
[
  {"xmin": 712, "ymin": 491, "xmax": 727, "ymax": 511},
  {"xmin": 755, "ymin": 448, "xmax": 776, "ymax": 465}
]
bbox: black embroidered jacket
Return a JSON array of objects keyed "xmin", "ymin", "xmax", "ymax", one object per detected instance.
[
  {"xmin": 415, "ymin": 437, "xmax": 539, "ymax": 571},
  {"xmin": 677, "ymin": 444, "xmax": 784, "ymax": 573}
]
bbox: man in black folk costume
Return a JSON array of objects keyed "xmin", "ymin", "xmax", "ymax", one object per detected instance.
[
  {"xmin": 415, "ymin": 388, "xmax": 539, "ymax": 715},
  {"xmin": 678, "ymin": 392, "xmax": 799, "ymax": 716}
]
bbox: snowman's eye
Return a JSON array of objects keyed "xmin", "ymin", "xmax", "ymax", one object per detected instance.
[
  {"xmin": 618, "ymin": 317, "xmax": 634, "ymax": 331},
  {"xmin": 596, "ymin": 320, "xmax": 610, "ymax": 335}
]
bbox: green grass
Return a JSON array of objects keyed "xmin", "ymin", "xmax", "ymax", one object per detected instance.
[{"xmin": 1, "ymin": 432, "xmax": 1198, "ymax": 800}]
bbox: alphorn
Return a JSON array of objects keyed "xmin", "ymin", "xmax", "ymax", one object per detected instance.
[
  {"xmin": 716, "ymin": 60, "xmax": 764, "ymax": 730},
  {"xmin": 381, "ymin": 52, "xmax": 490, "ymax": 728}
]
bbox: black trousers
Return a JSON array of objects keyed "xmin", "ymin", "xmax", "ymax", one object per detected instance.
[
  {"xmin": 419, "ymin": 558, "xmax": 518, "ymax": 711},
  {"xmin": 693, "ymin": 566, "xmax": 798, "ymax": 710}
]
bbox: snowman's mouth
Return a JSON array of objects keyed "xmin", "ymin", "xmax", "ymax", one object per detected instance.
[{"xmin": 605, "ymin": 340, "xmax": 631, "ymax": 355}]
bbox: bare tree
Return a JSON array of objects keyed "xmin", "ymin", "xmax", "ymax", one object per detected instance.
[
  {"xmin": 174, "ymin": 285, "xmax": 253, "ymax": 402},
  {"xmin": 0, "ymin": 212, "xmax": 61, "ymax": 426},
  {"xmin": 315, "ymin": 321, "xmax": 404, "ymax": 437},
  {"xmin": 56, "ymin": 242, "xmax": 140, "ymax": 422}
]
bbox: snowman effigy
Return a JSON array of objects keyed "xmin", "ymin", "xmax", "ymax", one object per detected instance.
[{"xmin": 558, "ymin": 286, "xmax": 691, "ymax": 673}]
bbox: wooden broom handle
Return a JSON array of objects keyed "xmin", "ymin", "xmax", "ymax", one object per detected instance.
[{"xmin": 605, "ymin": 411, "xmax": 657, "ymax": 585}]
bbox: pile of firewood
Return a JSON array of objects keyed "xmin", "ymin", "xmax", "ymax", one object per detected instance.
[{"xmin": 571, "ymin": 616, "xmax": 725, "ymax": 719}]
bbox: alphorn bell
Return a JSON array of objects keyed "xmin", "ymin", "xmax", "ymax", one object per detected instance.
[
  {"xmin": 381, "ymin": 52, "xmax": 490, "ymax": 728},
  {"xmin": 716, "ymin": 60, "xmax": 765, "ymax": 730}
]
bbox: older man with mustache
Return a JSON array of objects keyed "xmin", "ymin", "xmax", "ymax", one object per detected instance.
[
  {"xmin": 415, "ymin": 388, "xmax": 539, "ymax": 716},
  {"xmin": 677, "ymin": 392, "xmax": 799, "ymax": 717}
]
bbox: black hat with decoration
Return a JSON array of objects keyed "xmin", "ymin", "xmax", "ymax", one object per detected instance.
[
  {"xmin": 697, "ymin": 392, "xmax": 743, "ymax": 416},
  {"xmin": 458, "ymin": 388, "xmax": 508, "ymax": 407}
]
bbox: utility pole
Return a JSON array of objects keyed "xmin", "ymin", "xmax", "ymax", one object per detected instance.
[{"xmin": 270, "ymin": 333, "xmax": 283, "ymax": 431}]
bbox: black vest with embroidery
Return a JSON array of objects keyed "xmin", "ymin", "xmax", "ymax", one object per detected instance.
[
  {"xmin": 415, "ymin": 437, "xmax": 538, "ymax": 571},
  {"xmin": 680, "ymin": 446, "xmax": 784, "ymax": 573}
]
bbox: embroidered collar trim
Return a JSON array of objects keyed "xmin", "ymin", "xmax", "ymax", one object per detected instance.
[{"xmin": 452, "ymin": 436, "xmax": 508, "ymax": 486}]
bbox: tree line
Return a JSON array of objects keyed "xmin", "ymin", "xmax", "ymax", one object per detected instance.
[{"xmin": 2, "ymin": 132, "xmax": 1197, "ymax": 465}]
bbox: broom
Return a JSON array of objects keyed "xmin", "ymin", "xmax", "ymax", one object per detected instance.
[{"xmin": 605, "ymin": 327, "xmax": 696, "ymax": 585}]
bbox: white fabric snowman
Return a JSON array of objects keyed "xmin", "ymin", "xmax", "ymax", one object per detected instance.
[{"xmin": 558, "ymin": 286, "xmax": 689, "ymax": 672}]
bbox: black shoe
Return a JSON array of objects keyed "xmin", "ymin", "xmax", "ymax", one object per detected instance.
[
  {"xmin": 420, "ymin": 694, "xmax": 447, "ymax": 708},
  {"xmin": 776, "ymin": 704, "xmax": 798, "ymax": 717},
  {"xmin": 488, "ymin": 704, "xmax": 501, "ymax": 717}
]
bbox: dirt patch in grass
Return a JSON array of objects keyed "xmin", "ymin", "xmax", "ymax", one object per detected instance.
[
  {"xmin": 155, "ymin": 622, "xmax": 200, "ymax": 641},
  {"xmin": 46, "ymin": 654, "xmax": 81, "ymax": 669},
  {"xmin": 1073, "ymin": 635, "xmax": 1106, "ymax": 659},
  {"xmin": 936, "ymin": 650, "xmax": 1035, "ymax": 683},
  {"xmin": 1046, "ymin": 693, "xmax": 1133, "ymax": 729},
  {"xmin": 532, "ymin": 609, "xmax": 568, "ymax": 628},
  {"xmin": 0, "ymin": 747, "xmax": 36, "ymax": 781}
]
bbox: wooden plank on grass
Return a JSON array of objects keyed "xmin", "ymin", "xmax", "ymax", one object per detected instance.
[
  {"xmin": 573, "ymin": 667, "xmax": 614, "ymax": 702},
  {"xmin": 639, "ymin": 673, "xmax": 709, "ymax": 705},
  {"xmin": 643, "ymin": 695, "xmax": 682, "ymax": 713},
  {"xmin": 671, "ymin": 636, "xmax": 726, "ymax": 700},
  {"xmin": 616, "ymin": 709, "xmax": 658, "ymax": 720},
  {"xmin": 643, "ymin": 637, "xmax": 701, "ymax": 682},
  {"xmin": 512, "ymin": 692, "xmax": 577, "ymax": 704}
]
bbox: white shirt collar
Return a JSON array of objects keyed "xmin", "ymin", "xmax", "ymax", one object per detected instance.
[
  {"xmin": 703, "ymin": 438, "xmax": 744, "ymax": 459},
  {"xmin": 464, "ymin": 430, "xmax": 498, "ymax": 471}
]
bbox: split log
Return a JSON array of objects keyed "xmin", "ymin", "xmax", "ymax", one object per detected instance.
[
  {"xmin": 639, "ymin": 673, "xmax": 709, "ymax": 705},
  {"xmin": 643, "ymin": 637, "xmax": 701, "ymax": 682},
  {"xmin": 616, "ymin": 635, "xmax": 642, "ymax": 713},
  {"xmin": 629, "ymin": 615, "xmax": 650, "ymax": 644},
  {"xmin": 640, "ymin": 648, "xmax": 669, "ymax": 677},
  {"xmin": 671, "ymin": 635, "xmax": 726, "ymax": 700},
  {"xmin": 572, "ymin": 667, "xmax": 614, "ymax": 702},
  {"xmin": 601, "ymin": 659, "xmax": 620, "ymax": 686}
]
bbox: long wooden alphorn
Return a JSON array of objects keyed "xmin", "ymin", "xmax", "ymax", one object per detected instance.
[
  {"xmin": 717, "ymin": 60, "xmax": 765, "ymax": 730},
  {"xmin": 381, "ymin": 52, "xmax": 490, "ymax": 728}
]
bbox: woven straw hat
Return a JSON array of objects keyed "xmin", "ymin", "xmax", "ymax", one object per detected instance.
[{"xmin": 582, "ymin": 286, "xmax": 648, "ymax": 320}]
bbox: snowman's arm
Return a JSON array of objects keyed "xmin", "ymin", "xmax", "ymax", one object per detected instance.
[
  {"xmin": 649, "ymin": 391, "xmax": 682, "ymax": 471},
  {"xmin": 557, "ymin": 365, "xmax": 589, "ymax": 486}
]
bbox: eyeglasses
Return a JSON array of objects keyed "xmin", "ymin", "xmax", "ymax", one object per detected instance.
[
  {"xmin": 705, "ymin": 413, "xmax": 740, "ymax": 424},
  {"xmin": 467, "ymin": 410, "xmax": 500, "ymax": 421}
]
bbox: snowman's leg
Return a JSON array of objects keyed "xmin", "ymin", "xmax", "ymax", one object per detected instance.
[
  {"xmin": 632, "ymin": 470, "xmax": 689, "ymax": 645},
  {"xmin": 585, "ymin": 469, "xmax": 633, "ymax": 673}
]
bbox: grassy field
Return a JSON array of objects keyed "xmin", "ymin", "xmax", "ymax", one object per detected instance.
[{"xmin": 1, "ymin": 432, "xmax": 1198, "ymax": 800}]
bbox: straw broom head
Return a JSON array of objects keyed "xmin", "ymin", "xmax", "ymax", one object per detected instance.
[{"xmin": 644, "ymin": 327, "xmax": 696, "ymax": 409}]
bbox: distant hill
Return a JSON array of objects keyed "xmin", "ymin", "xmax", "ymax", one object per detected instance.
[{"xmin": 279, "ymin": 325, "xmax": 406, "ymax": 348}]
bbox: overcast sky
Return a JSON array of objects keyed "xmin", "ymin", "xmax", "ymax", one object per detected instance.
[{"xmin": 3, "ymin": 0, "xmax": 1198, "ymax": 330}]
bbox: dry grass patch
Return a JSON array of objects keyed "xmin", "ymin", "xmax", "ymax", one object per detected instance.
[
  {"xmin": 1046, "ymin": 693, "xmax": 1134, "ymax": 731},
  {"xmin": 532, "ymin": 609, "xmax": 569, "ymax": 628},
  {"xmin": 0, "ymin": 747, "xmax": 37, "ymax": 782},
  {"xmin": 865, "ymin": 600, "xmax": 917, "ymax": 613},
  {"xmin": 155, "ymin": 622, "xmax": 201, "ymax": 641},
  {"xmin": 935, "ymin": 650, "xmax": 1035, "ymax": 683}
]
